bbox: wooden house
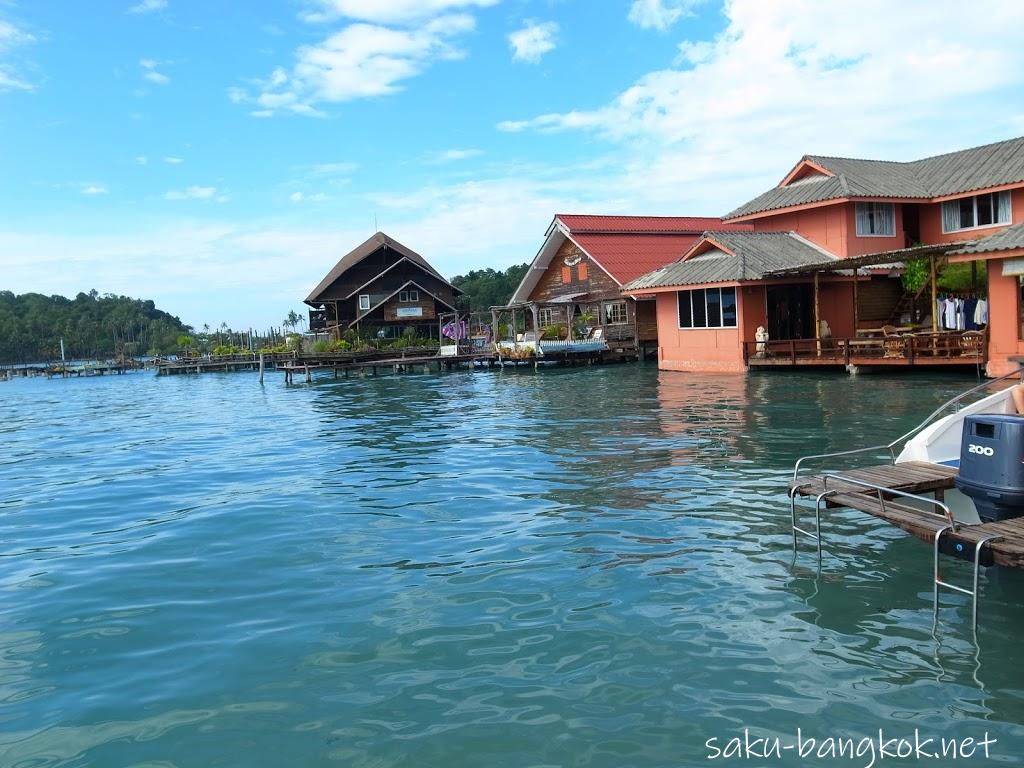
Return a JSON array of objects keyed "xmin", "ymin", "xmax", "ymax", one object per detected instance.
[
  {"xmin": 503, "ymin": 214, "xmax": 751, "ymax": 356},
  {"xmin": 305, "ymin": 232, "xmax": 462, "ymax": 341}
]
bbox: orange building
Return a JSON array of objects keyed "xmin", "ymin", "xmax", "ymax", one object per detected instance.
[{"xmin": 626, "ymin": 136, "xmax": 1024, "ymax": 375}]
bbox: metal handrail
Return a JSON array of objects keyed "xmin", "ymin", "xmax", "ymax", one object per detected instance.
[
  {"xmin": 792, "ymin": 366, "xmax": 1023, "ymax": 482},
  {"xmin": 821, "ymin": 473, "xmax": 957, "ymax": 527}
]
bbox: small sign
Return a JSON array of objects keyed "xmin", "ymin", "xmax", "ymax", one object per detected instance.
[{"xmin": 396, "ymin": 307, "xmax": 423, "ymax": 318}]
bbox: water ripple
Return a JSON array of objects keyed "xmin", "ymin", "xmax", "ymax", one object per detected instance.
[{"xmin": 2, "ymin": 367, "xmax": 1024, "ymax": 766}]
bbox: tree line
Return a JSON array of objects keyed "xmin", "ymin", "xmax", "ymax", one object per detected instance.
[
  {"xmin": 0, "ymin": 290, "xmax": 193, "ymax": 363},
  {"xmin": 451, "ymin": 263, "xmax": 529, "ymax": 312}
]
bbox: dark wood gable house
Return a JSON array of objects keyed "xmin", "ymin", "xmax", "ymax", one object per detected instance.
[{"xmin": 305, "ymin": 232, "xmax": 463, "ymax": 340}]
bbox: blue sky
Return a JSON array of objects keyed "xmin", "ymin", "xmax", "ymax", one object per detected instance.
[{"xmin": 3, "ymin": 0, "xmax": 1024, "ymax": 330}]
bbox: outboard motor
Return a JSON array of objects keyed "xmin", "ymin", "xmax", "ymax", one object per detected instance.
[{"xmin": 954, "ymin": 414, "xmax": 1024, "ymax": 522}]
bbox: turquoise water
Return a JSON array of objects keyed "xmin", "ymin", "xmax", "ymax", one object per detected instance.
[{"xmin": 2, "ymin": 365, "xmax": 1023, "ymax": 767}]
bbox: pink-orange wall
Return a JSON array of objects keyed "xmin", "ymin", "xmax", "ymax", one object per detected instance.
[
  {"xmin": 919, "ymin": 188, "xmax": 1024, "ymax": 244},
  {"xmin": 985, "ymin": 260, "xmax": 1023, "ymax": 377},
  {"xmin": 751, "ymin": 204, "xmax": 849, "ymax": 255},
  {"xmin": 818, "ymin": 281, "xmax": 856, "ymax": 337},
  {"xmin": 656, "ymin": 287, "xmax": 762, "ymax": 373},
  {"xmin": 751, "ymin": 202, "xmax": 905, "ymax": 257}
]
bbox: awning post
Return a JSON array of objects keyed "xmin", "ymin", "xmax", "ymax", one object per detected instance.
[
  {"xmin": 813, "ymin": 271, "xmax": 821, "ymax": 356},
  {"xmin": 930, "ymin": 254, "xmax": 938, "ymax": 333}
]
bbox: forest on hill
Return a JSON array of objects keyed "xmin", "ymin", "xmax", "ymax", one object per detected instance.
[
  {"xmin": 451, "ymin": 263, "xmax": 529, "ymax": 312},
  {"xmin": 0, "ymin": 290, "xmax": 191, "ymax": 363}
]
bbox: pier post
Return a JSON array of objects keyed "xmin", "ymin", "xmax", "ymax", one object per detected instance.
[
  {"xmin": 259, "ymin": 353, "xmax": 265, "ymax": 384},
  {"xmin": 304, "ymin": 365, "xmax": 312, "ymax": 383}
]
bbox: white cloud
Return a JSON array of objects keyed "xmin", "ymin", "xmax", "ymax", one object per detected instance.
[
  {"xmin": 310, "ymin": 161, "xmax": 358, "ymax": 175},
  {"xmin": 81, "ymin": 184, "xmax": 109, "ymax": 196},
  {"xmin": 135, "ymin": 155, "xmax": 148, "ymax": 165},
  {"xmin": 128, "ymin": 0, "xmax": 167, "ymax": 14},
  {"xmin": 163, "ymin": 156, "xmax": 184, "ymax": 164},
  {"xmin": 289, "ymin": 191, "xmax": 329, "ymax": 202},
  {"xmin": 236, "ymin": 14, "xmax": 476, "ymax": 116},
  {"xmin": 498, "ymin": 0, "xmax": 1024, "ymax": 213},
  {"xmin": 0, "ymin": 18, "xmax": 36, "ymax": 91},
  {"xmin": 139, "ymin": 58, "xmax": 170, "ymax": 85},
  {"xmin": 429, "ymin": 148, "xmax": 482, "ymax": 163},
  {"xmin": 164, "ymin": 185, "xmax": 218, "ymax": 201},
  {"xmin": 508, "ymin": 20, "xmax": 557, "ymax": 64},
  {"xmin": 300, "ymin": 0, "xmax": 498, "ymax": 25},
  {"xmin": 627, "ymin": 0, "xmax": 701, "ymax": 30}
]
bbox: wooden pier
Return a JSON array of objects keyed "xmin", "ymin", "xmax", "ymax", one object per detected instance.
[{"xmin": 790, "ymin": 462, "xmax": 1024, "ymax": 568}]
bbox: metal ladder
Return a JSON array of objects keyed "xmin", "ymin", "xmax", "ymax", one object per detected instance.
[{"xmin": 790, "ymin": 474, "xmax": 999, "ymax": 630}]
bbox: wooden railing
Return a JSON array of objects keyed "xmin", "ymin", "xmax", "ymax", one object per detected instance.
[{"xmin": 742, "ymin": 330, "xmax": 987, "ymax": 366}]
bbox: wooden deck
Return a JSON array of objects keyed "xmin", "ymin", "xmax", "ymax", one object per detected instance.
[
  {"xmin": 791, "ymin": 461, "xmax": 1024, "ymax": 568},
  {"xmin": 746, "ymin": 331, "xmax": 986, "ymax": 368}
]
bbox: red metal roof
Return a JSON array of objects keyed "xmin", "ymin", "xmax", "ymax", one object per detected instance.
[
  {"xmin": 556, "ymin": 214, "xmax": 753, "ymax": 285},
  {"xmin": 571, "ymin": 233, "xmax": 703, "ymax": 285},
  {"xmin": 556, "ymin": 213, "xmax": 750, "ymax": 234}
]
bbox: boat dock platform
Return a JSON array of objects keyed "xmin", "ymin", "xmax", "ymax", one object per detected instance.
[{"xmin": 790, "ymin": 458, "xmax": 1024, "ymax": 631}]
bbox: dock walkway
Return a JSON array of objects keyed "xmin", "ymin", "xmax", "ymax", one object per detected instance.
[{"xmin": 790, "ymin": 461, "xmax": 1024, "ymax": 568}]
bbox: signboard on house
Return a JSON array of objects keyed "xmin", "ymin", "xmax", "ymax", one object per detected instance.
[{"xmin": 396, "ymin": 307, "xmax": 424, "ymax": 318}]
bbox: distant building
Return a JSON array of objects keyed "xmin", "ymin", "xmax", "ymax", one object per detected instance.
[
  {"xmin": 504, "ymin": 214, "xmax": 751, "ymax": 356},
  {"xmin": 305, "ymin": 232, "xmax": 462, "ymax": 340},
  {"xmin": 625, "ymin": 136, "xmax": 1024, "ymax": 375}
]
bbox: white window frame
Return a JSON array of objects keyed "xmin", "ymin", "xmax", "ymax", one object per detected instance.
[
  {"xmin": 398, "ymin": 291, "xmax": 408, "ymax": 303},
  {"xmin": 942, "ymin": 191, "xmax": 1012, "ymax": 234},
  {"xmin": 855, "ymin": 202, "xmax": 896, "ymax": 237},
  {"xmin": 538, "ymin": 308, "xmax": 554, "ymax": 327},
  {"xmin": 358, "ymin": 294, "xmax": 370, "ymax": 311},
  {"xmin": 604, "ymin": 300, "xmax": 628, "ymax": 325},
  {"xmin": 408, "ymin": 289, "xmax": 419, "ymax": 302},
  {"xmin": 677, "ymin": 287, "xmax": 738, "ymax": 330}
]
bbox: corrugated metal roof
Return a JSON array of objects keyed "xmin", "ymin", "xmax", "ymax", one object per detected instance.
[
  {"xmin": 571, "ymin": 232, "xmax": 704, "ymax": 285},
  {"xmin": 555, "ymin": 214, "xmax": 747, "ymax": 233},
  {"xmin": 725, "ymin": 136, "xmax": 1024, "ymax": 219},
  {"xmin": 305, "ymin": 231, "xmax": 458, "ymax": 304},
  {"xmin": 623, "ymin": 232, "xmax": 835, "ymax": 290},
  {"xmin": 949, "ymin": 222, "xmax": 1024, "ymax": 256}
]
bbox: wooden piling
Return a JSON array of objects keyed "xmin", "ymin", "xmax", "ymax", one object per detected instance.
[{"xmin": 259, "ymin": 353, "xmax": 265, "ymax": 384}]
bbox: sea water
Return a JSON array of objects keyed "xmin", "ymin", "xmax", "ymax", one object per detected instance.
[{"xmin": 1, "ymin": 365, "xmax": 1022, "ymax": 766}]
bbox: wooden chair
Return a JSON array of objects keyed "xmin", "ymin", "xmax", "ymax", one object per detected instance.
[{"xmin": 960, "ymin": 331, "xmax": 984, "ymax": 357}]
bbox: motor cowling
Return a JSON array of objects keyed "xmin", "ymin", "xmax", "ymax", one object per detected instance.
[{"xmin": 954, "ymin": 414, "xmax": 1024, "ymax": 522}]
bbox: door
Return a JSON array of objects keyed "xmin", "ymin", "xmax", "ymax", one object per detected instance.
[{"xmin": 766, "ymin": 284, "xmax": 814, "ymax": 340}]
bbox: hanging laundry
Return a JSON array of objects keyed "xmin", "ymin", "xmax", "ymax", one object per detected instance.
[
  {"xmin": 964, "ymin": 297, "xmax": 978, "ymax": 331},
  {"xmin": 441, "ymin": 318, "xmax": 468, "ymax": 341},
  {"xmin": 974, "ymin": 299, "xmax": 988, "ymax": 326},
  {"xmin": 943, "ymin": 297, "xmax": 957, "ymax": 330}
]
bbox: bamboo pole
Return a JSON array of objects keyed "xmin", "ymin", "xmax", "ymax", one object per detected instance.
[
  {"xmin": 852, "ymin": 269, "xmax": 859, "ymax": 336},
  {"xmin": 930, "ymin": 254, "xmax": 938, "ymax": 333},
  {"xmin": 813, "ymin": 271, "xmax": 821, "ymax": 356}
]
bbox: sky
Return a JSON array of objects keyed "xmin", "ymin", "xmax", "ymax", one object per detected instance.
[{"xmin": 2, "ymin": 0, "xmax": 1024, "ymax": 330}]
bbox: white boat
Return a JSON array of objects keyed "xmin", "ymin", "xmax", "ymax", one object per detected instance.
[
  {"xmin": 795, "ymin": 371, "xmax": 1022, "ymax": 525},
  {"xmin": 896, "ymin": 384, "xmax": 1021, "ymax": 523}
]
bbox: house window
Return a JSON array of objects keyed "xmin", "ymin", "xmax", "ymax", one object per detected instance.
[
  {"xmin": 942, "ymin": 191, "xmax": 1012, "ymax": 233},
  {"xmin": 677, "ymin": 287, "xmax": 738, "ymax": 329},
  {"xmin": 358, "ymin": 294, "xmax": 370, "ymax": 311},
  {"xmin": 855, "ymin": 202, "xmax": 895, "ymax": 237},
  {"xmin": 538, "ymin": 308, "xmax": 554, "ymax": 327},
  {"xmin": 604, "ymin": 300, "xmax": 628, "ymax": 325},
  {"xmin": 561, "ymin": 266, "xmax": 572, "ymax": 284},
  {"xmin": 578, "ymin": 262, "xmax": 589, "ymax": 281},
  {"xmin": 398, "ymin": 290, "xmax": 419, "ymax": 303}
]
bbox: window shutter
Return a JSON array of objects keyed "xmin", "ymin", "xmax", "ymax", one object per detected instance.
[
  {"xmin": 561, "ymin": 266, "xmax": 572, "ymax": 284},
  {"xmin": 578, "ymin": 262, "xmax": 588, "ymax": 281}
]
